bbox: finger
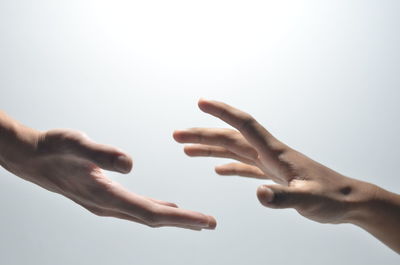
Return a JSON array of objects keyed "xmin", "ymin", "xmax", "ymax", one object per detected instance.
[
  {"xmin": 103, "ymin": 183, "xmax": 216, "ymax": 229},
  {"xmin": 184, "ymin": 144, "xmax": 256, "ymax": 165},
  {"xmin": 72, "ymin": 172, "xmax": 212, "ymax": 230},
  {"xmin": 173, "ymin": 128, "xmax": 258, "ymax": 161},
  {"xmin": 215, "ymin": 162, "xmax": 270, "ymax": 179},
  {"xmin": 198, "ymin": 99, "xmax": 289, "ymax": 180},
  {"xmin": 148, "ymin": 205, "xmax": 217, "ymax": 230},
  {"xmin": 257, "ymin": 184, "xmax": 306, "ymax": 209},
  {"xmin": 84, "ymin": 204, "xmax": 202, "ymax": 231},
  {"xmin": 42, "ymin": 130, "xmax": 133, "ymax": 174},
  {"xmin": 76, "ymin": 138, "xmax": 133, "ymax": 174},
  {"xmin": 197, "ymin": 99, "xmax": 284, "ymax": 158}
]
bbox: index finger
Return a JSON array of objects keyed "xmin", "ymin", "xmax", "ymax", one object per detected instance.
[{"xmin": 197, "ymin": 99, "xmax": 284, "ymax": 156}]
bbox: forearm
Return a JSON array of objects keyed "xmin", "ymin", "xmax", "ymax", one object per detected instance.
[{"xmin": 350, "ymin": 183, "xmax": 400, "ymax": 253}]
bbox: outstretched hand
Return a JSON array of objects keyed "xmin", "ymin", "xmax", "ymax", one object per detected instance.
[
  {"xmin": 173, "ymin": 99, "xmax": 376, "ymax": 224},
  {"xmin": 0, "ymin": 119, "xmax": 216, "ymax": 230},
  {"xmin": 174, "ymin": 99, "xmax": 400, "ymax": 253}
]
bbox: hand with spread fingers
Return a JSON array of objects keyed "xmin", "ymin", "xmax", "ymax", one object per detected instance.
[
  {"xmin": 174, "ymin": 99, "xmax": 400, "ymax": 252},
  {"xmin": 0, "ymin": 111, "xmax": 216, "ymax": 231}
]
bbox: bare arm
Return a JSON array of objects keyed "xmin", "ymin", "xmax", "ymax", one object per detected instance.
[
  {"xmin": 174, "ymin": 99, "xmax": 400, "ymax": 251},
  {"xmin": 0, "ymin": 110, "xmax": 216, "ymax": 230}
]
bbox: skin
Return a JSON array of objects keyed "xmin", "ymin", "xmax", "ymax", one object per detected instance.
[
  {"xmin": 0, "ymin": 111, "xmax": 216, "ymax": 231},
  {"xmin": 174, "ymin": 99, "xmax": 400, "ymax": 253}
]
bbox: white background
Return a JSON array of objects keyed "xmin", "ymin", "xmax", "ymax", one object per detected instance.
[{"xmin": 0, "ymin": 0, "xmax": 399, "ymax": 264}]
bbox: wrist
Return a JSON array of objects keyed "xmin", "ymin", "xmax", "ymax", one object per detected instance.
[
  {"xmin": 345, "ymin": 182, "xmax": 400, "ymax": 253},
  {"xmin": 343, "ymin": 181, "xmax": 376, "ymax": 224},
  {"xmin": 344, "ymin": 181, "xmax": 399, "ymax": 227},
  {"xmin": 0, "ymin": 111, "xmax": 41, "ymax": 172}
]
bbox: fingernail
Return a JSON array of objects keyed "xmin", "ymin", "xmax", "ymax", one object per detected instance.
[
  {"xmin": 114, "ymin": 155, "xmax": 131, "ymax": 173},
  {"xmin": 195, "ymin": 216, "xmax": 213, "ymax": 228}
]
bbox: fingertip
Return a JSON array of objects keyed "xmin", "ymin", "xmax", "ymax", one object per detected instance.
[
  {"xmin": 207, "ymin": 215, "xmax": 217, "ymax": 230},
  {"xmin": 173, "ymin": 130, "xmax": 185, "ymax": 143},
  {"xmin": 198, "ymin": 98, "xmax": 211, "ymax": 112},
  {"xmin": 214, "ymin": 166, "xmax": 225, "ymax": 175},
  {"xmin": 214, "ymin": 165, "xmax": 231, "ymax": 176},
  {"xmin": 114, "ymin": 154, "xmax": 133, "ymax": 174},
  {"xmin": 183, "ymin": 146, "xmax": 195, "ymax": 156},
  {"xmin": 257, "ymin": 185, "xmax": 274, "ymax": 206}
]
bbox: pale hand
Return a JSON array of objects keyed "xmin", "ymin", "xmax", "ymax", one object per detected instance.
[{"xmin": 0, "ymin": 115, "xmax": 216, "ymax": 230}]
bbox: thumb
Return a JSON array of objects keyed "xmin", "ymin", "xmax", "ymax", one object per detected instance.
[
  {"xmin": 75, "ymin": 137, "xmax": 133, "ymax": 174},
  {"xmin": 257, "ymin": 184, "xmax": 304, "ymax": 209}
]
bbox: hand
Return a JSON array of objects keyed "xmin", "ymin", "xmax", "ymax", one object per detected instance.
[
  {"xmin": 176, "ymin": 99, "xmax": 395, "ymax": 223},
  {"xmin": 174, "ymin": 99, "xmax": 400, "ymax": 252},
  {"xmin": 0, "ymin": 113, "xmax": 216, "ymax": 230},
  {"xmin": 174, "ymin": 99, "xmax": 376, "ymax": 224}
]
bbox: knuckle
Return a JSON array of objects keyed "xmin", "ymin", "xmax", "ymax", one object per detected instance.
[
  {"xmin": 218, "ymin": 108, "xmax": 229, "ymax": 120},
  {"xmin": 239, "ymin": 116, "xmax": 256, "ymax": 131},
  {"xmin": 142, "ymin": 207, "xmax": 163, "ymax": 227},
  {"xmin": 204, "ymin": 147, "xmax": 213, "ymax": 157},
  {"xmin": 271, "ymin": 192, "xmax": 286, "ymax": 206},
  {"xmin": 56, "ymin": 130, "xmax": 85, "ymax": 145},
  {"xmin": 215, "ymin": 132, "xmax": 235, "ymax": 146},
  {"xmin": 196, "ymin": 132, "xmax": 204, "ymax": 143},
  {"xmin": 38, "ymin": 129, "xmax": 87, "ymax": 154},
  {"xmin": 276, "ymin": 150, "xmax": 306, "ymax": 180},
  {"xmin": 271, "ymin": 188, "xmax": 294, "ymax": 208}
]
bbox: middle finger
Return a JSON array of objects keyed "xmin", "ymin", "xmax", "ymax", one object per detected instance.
[{"xmin": 173, "ymin": 128, "xmax": 258, "ymax": 161}]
